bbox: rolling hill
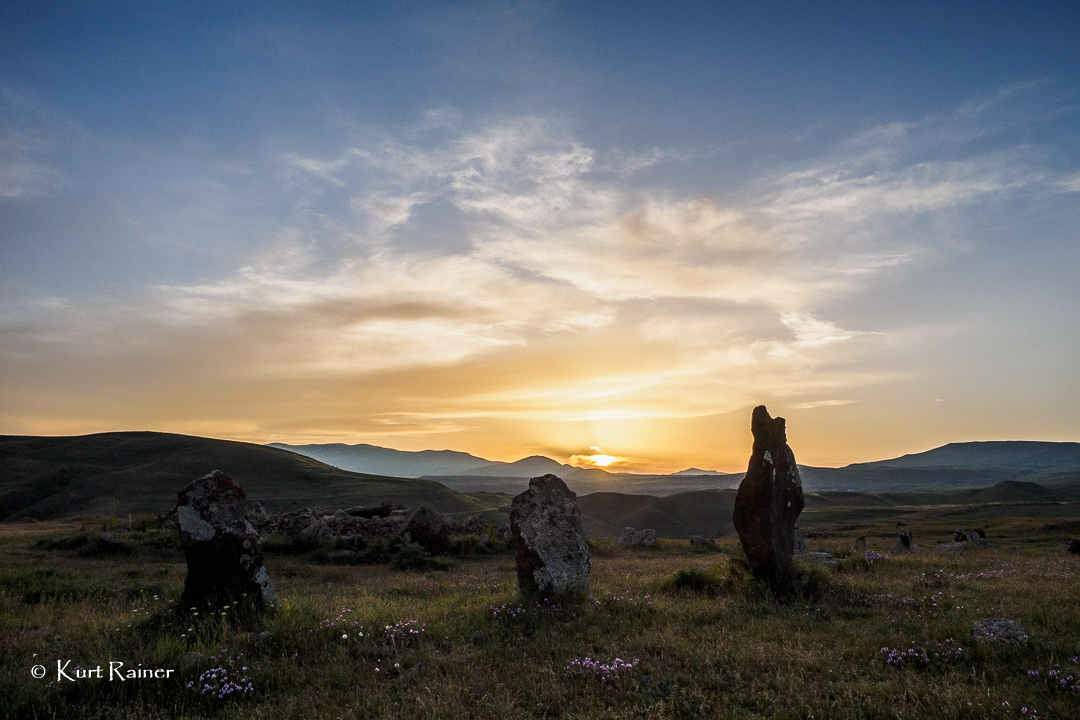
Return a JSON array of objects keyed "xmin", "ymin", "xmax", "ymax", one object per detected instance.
[
  {"xmin": 0, "ymin": 432, "xmax": 499, "ymax": 521},
  {"xmin": 267, "ymin": 442, "xmax": 490, "ymax": 478}
]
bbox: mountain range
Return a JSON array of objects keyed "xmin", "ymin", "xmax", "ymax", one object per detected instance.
[
  {"xmin": 267, "ymin": 442, "xmax": 705, "ymax": 480},
  {"xmin": 3, "ymin": 433, "xmax": 1080, "ymax": 538},
  {"xmin": 271, "ymin": 440, "xmax": 1080, "ymax": 494}
]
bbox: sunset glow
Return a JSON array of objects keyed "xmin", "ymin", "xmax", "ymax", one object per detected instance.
[{"xmin": 1, "ymin": 3, "xmax": 1078, "ymax": 472}]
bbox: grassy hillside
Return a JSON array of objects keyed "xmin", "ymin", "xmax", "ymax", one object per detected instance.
[
  {"xmin": 0, "ymin": 432, "xmax": 496, "ymax": 521},
  {"xmin": 4, "ymin": 517, "xmax": 1080, "ymax": 719},
  {"xmin": 578, "ymin": 490, "xmax": 737, "ymax": 539},
  {"xmin": 575, "ymin": 480, "xmax": 1080, "ymax": 540}
]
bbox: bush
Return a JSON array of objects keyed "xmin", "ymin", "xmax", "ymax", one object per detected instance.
[{"xmin": 662, "ymin": 566, "xmax": 726, "ymax": 596}]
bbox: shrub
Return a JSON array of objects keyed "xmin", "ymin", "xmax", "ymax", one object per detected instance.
[{"xmin": 662, "ymin": 566, "xmax": 725, "ymax": 596}]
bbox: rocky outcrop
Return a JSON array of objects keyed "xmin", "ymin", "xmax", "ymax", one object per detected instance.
[
  {"xmin": 733, "ymin": 406, "xmax": 805, "ymax": 584},
  {"xmin": 891, "ymin": 529, "xmax": 918, "ymax": 554},
  {"xmin": 966, "ymin": 528, "xmax": 989, "ymax": 549},
  {"xmin": 616, "ymin": 527, "xmax": 657, "ymax": 547},
  {"xmin": 174, "ymin": 470, "xmax": 277, "ymax": 609},
  {"xmin": 509, "ymin": 474, "xmax": 591, "ymax": 600},
  {"xmin": 251, "ymin": 503, "xmax": 477, "ymax": 550},
  {"xmin": 939, "ymin": 528, "xmax": 988, "ymax": 552}
]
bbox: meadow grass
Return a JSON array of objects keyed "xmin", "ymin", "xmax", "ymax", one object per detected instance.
[{"xmin": 2, "ymin": 519, "xmax": 1079, "ymax": 719}]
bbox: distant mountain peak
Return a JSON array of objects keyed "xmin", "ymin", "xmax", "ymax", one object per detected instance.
[{"xmin": 671, "ymin": 467, "xmax": 726, "ymax": 476}]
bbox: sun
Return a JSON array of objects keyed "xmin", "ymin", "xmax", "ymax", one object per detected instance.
[
  {"xmin": 570, "ymin": 447, "xmax": 623, "ymax": 468},
  {"xmin": 587, "ymin": 454, "xmax": 618, "ymax": 467}
]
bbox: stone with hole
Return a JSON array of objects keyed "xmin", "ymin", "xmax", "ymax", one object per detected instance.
[{"xmin": 733, "ymin": 406, "xmax": 805, "ymax": 585}]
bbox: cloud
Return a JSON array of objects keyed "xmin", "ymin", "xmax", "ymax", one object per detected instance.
[
  {"xmin": 0, "ymin": 88, "xmax": 67, "ymax": 198},
  {"xmin": 3, "ymin": 94, "xmax": 1074, "ymax": 453},
  {"xmin": 789, "ymin": 399, "xmax": 857, "ymax": 410}
]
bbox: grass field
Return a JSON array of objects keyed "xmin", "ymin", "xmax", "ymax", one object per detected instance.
[{"xmin": 2, "ymin": 516, "xmax": 1080, "ymax": 719}]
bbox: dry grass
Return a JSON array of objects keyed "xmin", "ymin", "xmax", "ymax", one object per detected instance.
[{"xmin": 2, "ymin": 519, "xmax": 1080, "ymax": 719}]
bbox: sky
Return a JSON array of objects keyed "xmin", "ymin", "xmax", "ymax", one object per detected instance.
[{"xmin": 1, "ymin": 1, "xmax": 1079, "ymax": 473}]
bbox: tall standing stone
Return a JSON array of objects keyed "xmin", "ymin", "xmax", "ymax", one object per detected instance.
[
  {"xmin": 733, "ymin": 405, "xmax": 805, "ymax": 585},
  {"xmin": 509, "ymin": 474, "xmax": 591, "ymax": 600},
  {"xmin": 175, "ymin": 470, "xmax": 277, "ymax": 608}
]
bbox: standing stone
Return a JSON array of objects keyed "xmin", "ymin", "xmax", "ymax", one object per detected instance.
[
  {"xmin": 175, "ymin": 470, "xmax": 277, "ymax": 608},
  {"xmin": 970, "ymin": 528, "xmax": 989, "ymax": 549},
  {"xmin": 793, "ymin": 527, "xmax": 807, "ymax": 555},
  {"xmin": 1067, "ymin": 539, "xmax": 1080, "ymax": 555},
  {"xmin": 733, "ymin": 405, "xmax": 805, "ymax": 584},
  {"xmin": 891, "ymin": 529, "xmax": 918, "ymax": 554},
  {"xmin": 509, "ymin": 474, "xmax": 591, "ymax": 600},
  {"xmin": 853, "ymin": 536, "xmax": 868, "ymax": 555}
]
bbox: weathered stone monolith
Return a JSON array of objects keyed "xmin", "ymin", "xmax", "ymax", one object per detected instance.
[
  {"xmin": 175, "ymin": 470, "xmax": 277, "ymax": 608},
  {"xmin": 732, "ymin": 405, "xmax": 805, "ymax": 585},
  {"xmin": 509, "ymin": 474, "xmax": 591, "ymax": 600}
]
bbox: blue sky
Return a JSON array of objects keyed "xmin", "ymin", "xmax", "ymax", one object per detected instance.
[{"xmin": 2, "ymin": 1, "xmax": 1078, "ymax": 471}]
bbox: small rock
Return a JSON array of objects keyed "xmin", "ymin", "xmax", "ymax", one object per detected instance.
[
  {"xmin": 616, "ymin": 527, "xmax": 657, "ymax": 547},
  {"xmin": 328, "ymin": 549, "xmax": 358, "ymax": 563},
  {"xmin": 179, "ymin": 652, "xmax": 207, "ymax": 671},
  {"xmin": 245, "ymin": 630, "xmax": 273, "ymax": 645},
  {"xmin": 393, "ymin": 661, "xmax": 433, "ymax": 680},
  {"xmin": 803, "ymin": 551, "xmax": 839, "ymax": 568},
  {"xmin": 1067, "ymin": 539, "xmax": 1080, "ymax": 555},
  {"xmin": 690, "ymin": 535, "xmax": 716, "ymax": 549},
  {"xmin": 937, "ymin": 541, "xmax": 968, "ymax": 552},
  {"xmin": 403, "ymin": 506, "xmax": 453, "ymax": 548},
  {"xmin": 298, "ymin": 517, "xmax": 334, "ymax": 547},
  {"xmin": 972, "ymin": 618, "xmax": 1028, "ymax": 645}
]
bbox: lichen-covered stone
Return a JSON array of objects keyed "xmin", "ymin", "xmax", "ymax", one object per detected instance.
[
  {"xmin": 616, "ymin": 527, "xmax": 657, "ymax": 547},
  {"xmin": 732, "ymin": 405, "xmax": 805, "ymax": 584},
  {"xmin": 972, "ymin": 618, "xmax": 1028, "ymax": 644},
  {"xmin": 175, "ymin": 470, "xmax": 276, "ymax": 608},
  {"xmin": 509, "ymin": 474, "xmax": 591, "ymax": 600}
]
